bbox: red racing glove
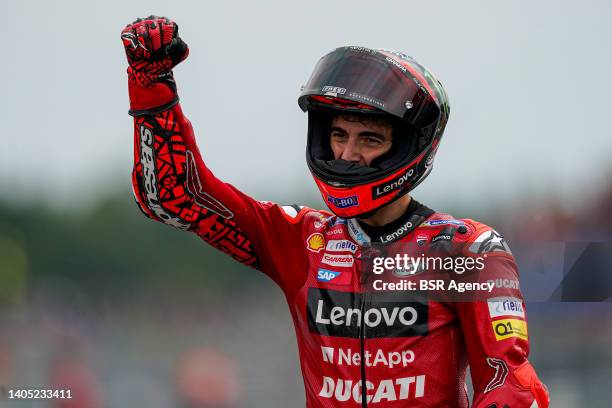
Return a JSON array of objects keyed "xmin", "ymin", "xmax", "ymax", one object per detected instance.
[{"xmin": 121, "ymin": 16, "xmax": 189, "ymax": 115}]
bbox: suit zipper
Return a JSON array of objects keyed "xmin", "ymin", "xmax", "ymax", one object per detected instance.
[
  {"xmin": 358, "ymin": 250, "xmax": 369, "ymax": 408},
  {"xmin": 359, "ymin": 297, "xmax": 367, "ymax": 407}
]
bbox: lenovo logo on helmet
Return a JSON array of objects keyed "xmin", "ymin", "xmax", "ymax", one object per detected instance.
[
  {"xmin": 372, "ymin": 168, "xmax": 416, "ymax": 199},
  {"xmin": 327, "ymin": 194, "xmax": 359, "ymax": 209},
  {"xmin": 307, "ymin": 288, "xmax": 428, "ymax": 338}
]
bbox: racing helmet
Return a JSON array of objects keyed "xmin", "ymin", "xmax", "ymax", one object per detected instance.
[{"xmin": 298, "ymin": 47, "xmax": 450, "ymax": 218}]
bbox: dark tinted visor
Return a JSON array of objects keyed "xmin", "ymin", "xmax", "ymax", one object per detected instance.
[{"xmin": 299, "ymin": 47, "xmax": 430, "ymax": 121}]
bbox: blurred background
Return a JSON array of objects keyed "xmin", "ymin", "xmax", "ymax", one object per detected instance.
[{"xmin": 1, "ymin": 0, "xmax": 611, "ymax": 406}]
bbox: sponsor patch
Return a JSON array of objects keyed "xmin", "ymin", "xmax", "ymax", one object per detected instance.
[
  {"xmin": 416, "ymin": 234, "xmax": 428, "ymax": 246},
  {"xmin": 307, "ymin": 233, "xmax": 325, "ymax": 253},
  {"xmin": 317, "ymin": 269, "xmax": 342, "ymax": 282},
  {"xmin": 379, "ymin": 220, "xmax": 413, "ymax": 244},
  {"xmin": 318, "ymin": 375, "xmax": 425, "ymax": 403},
  {"xmin": 488, "ymin": 297, "xmax": 525, "ymax": 319},
  {"xmin": 420, "ymin": 219, "xmax": 465, "ymax": 227},
  {"xmin": 321, "ymin": 346, "xmax": 415, "ymax": 368},
  {"xmin": 326, "ymin": 239, "xmax": 357, "ymax": 253},
  {"xmin": 469, "ymin": 230, "xmax": 512, "ymax": 254},
  {"xmin": 331, "ymin": 218, "xmax": 347, "ymax": 226},
  {"xmin": 326, "ymin": 227, "xmax": 344, "ymax": 236},
  {"xmin": 322, "ymin": 85, "xmax": 347, "ymax": 95},
  {"xmin": 347, "ymin": 219, "xmax": 368, "ymax": 244},
  {"xmin": 321, "ymin": 253, "xmax": 354, "ymax": 268},
  {"xmin": 371, "ymin": 167, "xmax": 416, "ymax": 199},
  {"xmin": 327, "ymin": 194, "xmax": 359, "ymax": 209},
  {"xmin": 492, "ymin": 318, "xmax": 528, "ymax": 341},
  {"xmin": 307, "ymin": 288, "xmax": 428, "ymax": 338},
  {"xmin": 431, "ymin": 234, "xmax": 452, "ymax": 243},
  {"xmin": 487, "ymin": 279, "xmax": 520, "ymax": 290}
]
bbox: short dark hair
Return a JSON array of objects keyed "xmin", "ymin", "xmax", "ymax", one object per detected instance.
[{"xmin": 335, "ymin": 113, "xmax": 393, "ymax": 135}]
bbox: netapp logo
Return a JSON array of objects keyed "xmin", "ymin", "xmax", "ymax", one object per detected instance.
[
  {"xmin": 327, "ymin": 194, "xmax": 359, "ymax": 209},
  {"xmin": 372, "ymin": 168, "xmax": 415, "ymax": 199},
  {"xmin": 307, "ymin": 288, "xmax": 428, "ymax": 338}
]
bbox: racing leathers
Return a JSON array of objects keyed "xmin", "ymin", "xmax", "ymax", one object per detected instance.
[{"xmin": 123, "ymin": 19, "xmax": 549, "ymax": 408}]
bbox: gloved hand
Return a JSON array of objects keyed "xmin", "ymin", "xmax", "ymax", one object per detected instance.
[{"xmin": 121, "ymin": 16, "xmax": 189, "ymax": 115}]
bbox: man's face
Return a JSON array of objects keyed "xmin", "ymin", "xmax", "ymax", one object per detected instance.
[{"xmin": 330, "ymin": 115, "xmax": 393, "ymax": 167}]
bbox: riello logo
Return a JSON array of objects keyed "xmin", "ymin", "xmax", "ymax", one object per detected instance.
[{"xmin": 307, "ymin": 288, "xmax": 428, "ymax": 338}]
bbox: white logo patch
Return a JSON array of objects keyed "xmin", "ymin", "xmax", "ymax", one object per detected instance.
[
  {"xmin": 326, "ymin": 240, "xmax": 357, "ymax": 253},
  {"xmin": 321, "ymin": 253, "xmax": 354, "ymax": 268},
  {"xmin": 488, "ymin": 297, "xmax": 525, "ymax": 319}
]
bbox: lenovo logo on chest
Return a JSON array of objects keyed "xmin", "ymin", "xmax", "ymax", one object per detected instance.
[{"xmin": 307, "ymin": 288, "xmax": 428, "ymax": 338}]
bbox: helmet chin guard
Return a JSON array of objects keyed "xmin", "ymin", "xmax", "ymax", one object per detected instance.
[{"xmin": 298, "ymin": 47, "xmax": 450, "ymax": 218}]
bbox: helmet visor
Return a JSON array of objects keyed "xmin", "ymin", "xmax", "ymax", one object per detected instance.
[{"xmin": 299, "ymin": 47, "xmax": 433, "ymax": 122}]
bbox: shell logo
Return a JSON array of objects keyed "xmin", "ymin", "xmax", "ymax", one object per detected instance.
[{"xmin": 306, "ymin": 233, "xmax": 325, "ymax": 253}]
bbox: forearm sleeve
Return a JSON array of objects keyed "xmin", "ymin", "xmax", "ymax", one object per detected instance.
[
  {"xmin": 131, "ymin": 103, "xmax": 310, "ymax": 290},
  {"xmin": 456, "ymin": 253, "xmax": 549, "ymax": 408}
]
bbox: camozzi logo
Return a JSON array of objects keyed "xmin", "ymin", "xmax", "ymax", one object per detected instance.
[
  {"xmin": 372, "ymin": 168, "xmax": 416, "ymax": 199},
  {"xmin": 322, "ymin": 253, "xmax": 354, "ymax": 268},
  {"xmin": 327, "ymin": 194, "xmax": 359, "ymax": 209}
]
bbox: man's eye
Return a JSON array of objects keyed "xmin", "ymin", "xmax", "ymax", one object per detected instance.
[
  {"xmin": 364, "ymin": 137, "xmax": 382, "ymax": 146},
  {"xmin": 331, "ymin": 133, "xmax": 347, "ymax": 141}
]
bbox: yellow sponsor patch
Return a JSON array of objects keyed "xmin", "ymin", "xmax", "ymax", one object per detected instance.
[
  {"xmin": 306, "ymin": 233, "xmax": 325, "ymax": 253},
  {"xmin": 492, "ymin": 318, "xmax": 528, "ymax": 341}
]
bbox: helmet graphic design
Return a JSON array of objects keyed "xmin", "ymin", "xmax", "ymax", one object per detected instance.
[{"xmin": 298, "ymin": 47, "xmax": 450, "ymax": 218}]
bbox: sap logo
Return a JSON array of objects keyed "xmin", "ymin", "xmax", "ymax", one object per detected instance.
[
  {"xmin": 327, "ymin": 195, "xmax": 359, "ymax": 209},
  {"xmin": 317, "ymin": 269, "xmax": 342, "ymax": 282}
]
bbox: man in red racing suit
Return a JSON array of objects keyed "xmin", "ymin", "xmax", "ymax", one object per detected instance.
[{"xmin": 121, "ymin": 16, "xmax": 550, "ymax": 407}]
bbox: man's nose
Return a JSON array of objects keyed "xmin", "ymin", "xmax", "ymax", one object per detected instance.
[{"xmin": 340, "ymin": 136, "xmax": 362, "ymax": 163}]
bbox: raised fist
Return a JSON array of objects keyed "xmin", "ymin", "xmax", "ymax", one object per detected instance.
[{"xmin": 121, "ymin": 16, "xmax": 189, "ymax": 87}]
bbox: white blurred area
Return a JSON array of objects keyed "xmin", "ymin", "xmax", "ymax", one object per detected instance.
[{"xmin": 1, "ymin": 0, "xmax": 611, "ymax": 211}]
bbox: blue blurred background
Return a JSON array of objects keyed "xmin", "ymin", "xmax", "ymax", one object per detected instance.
[{"xmin": 1, "ymin": 0, "xmax": 611, "ymax": 406}]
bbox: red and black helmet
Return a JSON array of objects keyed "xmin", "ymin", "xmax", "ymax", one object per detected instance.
[{"xmin": 298, "ymin": 46, "xmax": 450, "ymax": 218}]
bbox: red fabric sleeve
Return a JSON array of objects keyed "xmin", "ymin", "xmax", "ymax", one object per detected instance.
[
  {"xmin": 455, "ymin": 229, "xmax": 549, "ymax": 408},
  {"xmin": 131, "ymin": 103, "xmax": 311, "ymax": 294}
]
